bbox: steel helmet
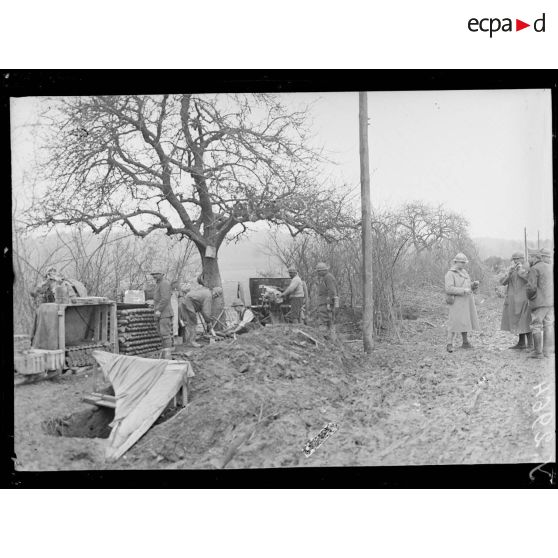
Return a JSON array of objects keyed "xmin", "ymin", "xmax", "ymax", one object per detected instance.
[
  {"xmin": 511, "ymin": 252, "xmax": 524, "ymax": 259},
  {"xmin": 287, "ymin": 265, "xmax": 297, "ymax": 273},
  {"xmin": 315, "ymin": 262, "xmax": 329, "ymax": 271},
  {"xmin": 453, "ymin": 253, "xmax": 468, "ymax": 263},
  {"xmin": 231, "ymin": 298, "xmax": 245, "ymax": 307}
]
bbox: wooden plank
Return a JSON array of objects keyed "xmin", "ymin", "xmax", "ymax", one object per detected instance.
[
  {"xmin": 58, "ymin": 306, "xmax": 66, "ymax": 352},
  {"xmin": 101, "ymin": 308, "xmax": 109, "ymax": 343},
  {"xmin": 111, "ymin": 302, "xmax": 119, "ymax": 353},
  {"xmin": 91, "ymin": 392, "xmax": 116, "ymax": 401},
  {"xmin": 182, "ymin": 379, "xmax": 189, "ymax": 406},
  {"xmin": 82, "ymin": 395, "xmax": 101, "ymax": 403},
  {"xmin": 94, "ymin": 307, "xmax": 101, "ymax": 342},
  {"xmin": 296, "ymin": 329, "xmax": 321, "ymax": 346},
  {"xmin": 82, "ymin": 395, "xmax": 116, "ymax": 409}
]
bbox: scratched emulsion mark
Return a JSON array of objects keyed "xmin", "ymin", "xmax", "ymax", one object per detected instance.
[
  {"xmin": 527, "ymin": 378, "xmax": 556, "ymax": 486},
  {"xmin": 303, "ymin": 422, "xmax": 338, "ymax": 457}
]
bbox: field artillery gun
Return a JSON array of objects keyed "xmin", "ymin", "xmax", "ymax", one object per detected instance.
[{"xmin": 248, "ymin": 277, "xmax": 292, "ymax": 325}]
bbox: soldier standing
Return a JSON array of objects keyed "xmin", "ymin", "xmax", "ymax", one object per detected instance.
[
  {"xmin": 150, "ymin": 271, "xmax": 174, "ymax": 350},
  {"xmin": 499, "ymin": 252, "xmax": 533, "ymax": 350},
  {"xmin": 315, "ymin": 262, "xmax": 338, "ymax": 335},
  {"xmin": 526, "ymin": 250, "xmax": 554, "ymax": 359},
  {"xmin": 281, "ymin": 266, "xmax": 305, "ymax": 324}
]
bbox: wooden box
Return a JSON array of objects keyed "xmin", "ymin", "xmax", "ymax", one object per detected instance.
[{"xmin": 14, "ymin": 351, "xmax": 47, "ymax": 375}]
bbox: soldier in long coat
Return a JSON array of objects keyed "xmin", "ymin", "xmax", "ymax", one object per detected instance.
[
  {"xmin": 445, "ymin": 253, "xmax": 480, "ymax": 352},
  {"xmin": 150, "ymin": 271, "xmax": 174, "ymax": 349},
  {"xmin": 499, "ymin": 252, "xmax": 532, "ymax": 349}
]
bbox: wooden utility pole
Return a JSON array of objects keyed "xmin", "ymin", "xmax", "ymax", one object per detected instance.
[
  {"xmin": 359, "ymin": 92, "xmax": 374, "ymax": 353},
  {"xmin": 537, "ymin": 230, "xmax": 540, "ymax": 249},
  {"xmin": 524, "ymin": 227, "xmax": 528, "ymax": 262}
]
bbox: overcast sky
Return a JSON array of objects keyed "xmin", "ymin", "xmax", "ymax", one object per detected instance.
[
  {"xmin": 11, "ymin": 89, "xmax": 554, "ymax": 241},
  {"xmin": 288, "ymin": 89, "xmax": 554, "ymax": 241}
]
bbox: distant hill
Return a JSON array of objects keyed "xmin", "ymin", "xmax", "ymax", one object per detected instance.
[{"xmin": 473, "ymin": 237, "xmax": 554, "ymax": 260}]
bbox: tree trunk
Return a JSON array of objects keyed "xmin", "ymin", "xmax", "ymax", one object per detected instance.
[
  {"xmin": 201, "ymin": 255, "xmax": 222, "ymax": 289},
  {"xmin": 199, "ymin": 249, "xmax": 225, "ymax": 329}
]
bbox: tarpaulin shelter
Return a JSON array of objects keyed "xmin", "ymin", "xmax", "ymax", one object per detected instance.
[{"xmin": 92, "ymin": 350, "xmax": 195, "ymax": 461}]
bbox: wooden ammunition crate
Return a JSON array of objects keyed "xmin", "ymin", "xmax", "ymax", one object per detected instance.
[
  {"xmin": 42, "ymin": 349, "xmax": 65, "ymax": 370},
  {"xmin": 33, "ymin": 302, "xmax": 118, "ymax": 368},
  {"xmin": 14, "ymin": 351, "xmax": 47, "ymax": 375}
]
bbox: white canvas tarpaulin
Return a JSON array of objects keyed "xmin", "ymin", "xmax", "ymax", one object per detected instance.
[{"xmin": 92, "ymin": 350, "xmax": 195, "ymax": 461}]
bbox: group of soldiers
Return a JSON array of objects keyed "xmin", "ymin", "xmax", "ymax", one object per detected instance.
[
  {"xmin": 445, "ymin": 248, "xmax": 554, "ymax": 358},
  {"xmin": 277, "ymin": 263, "xmax": 338, "ymax": 329},
  {"xmin": 149, "ymin": 261, "xmax": 339, "ymax": 349}
]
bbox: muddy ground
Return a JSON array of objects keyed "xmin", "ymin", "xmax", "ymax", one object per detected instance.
[{"xmin": 13, "ymin": 287, "xmax": 555, "ymax": 471}]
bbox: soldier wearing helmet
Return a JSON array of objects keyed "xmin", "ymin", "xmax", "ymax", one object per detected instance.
[
  {"xmin": 280, "ymin": 265, "xmax": 306, "ymax": 324},
  {"xmin": 217, "ymin": 298, "xmax": 256, "ymax": 338},
  {"xmin": 499, "ymin": 252, "xmax": 532, "ymax": 350},
  {"xmin": 315, "ymin": 262, "xmax": 338, "ymax": 335},
  {"xmin": 526, "ymin": 249, "xmax": 554, "ymax": 359},
  {"xmin": 444, "ymin": 253, "xmax": 480, "ymax": 352}
]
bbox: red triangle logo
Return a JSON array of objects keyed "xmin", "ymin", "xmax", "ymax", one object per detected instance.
[{"xmin": 516, "ymin": 19, "xmax": 530, "ymax": 31}]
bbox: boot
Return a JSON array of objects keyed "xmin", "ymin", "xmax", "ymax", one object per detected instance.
[
  {"xmin": 509, "ymin": 334, "xmax": 526, "ymax": 350},
  {"xmin": 543, "ymin": 327, "xmax": 554, "ymax": 357},
  {"xmin": 446, "ymin": 344, "xmax": 453, "ymax": 353},
  {"xmin": 184, "ymin": 326, "xmax": 201, "ymax": 348},
  {"xmin": 461, "ymin": 332, "xmax": 473, "ymax": 349},
  {"xmin": 529, "ymin": 332, "xmax": 544, "ymax": 359},
  {"xmin": 525, "ymin": 332, "xmax": 534, "ymax": 351}
]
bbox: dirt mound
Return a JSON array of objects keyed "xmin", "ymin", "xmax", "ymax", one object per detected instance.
[
  {"xmin": 113, "ymin": 325, "xmax": 362, "ymax": 469},
  {"xmin": 14, "ymin": 283, "xmax": 553, "ymax": 471},
  {"xmin": 113, "ymin": 288, "xmax": 553, "ymax": 470}
]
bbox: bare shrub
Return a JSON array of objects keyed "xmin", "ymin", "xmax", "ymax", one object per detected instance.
[
  {"xmin": 12, "ymin": 226, "xmax": 197, "ymax": 335},
  {"xmin": 263, "ymin": 202, "xmax": 483, "ymax": 336}
]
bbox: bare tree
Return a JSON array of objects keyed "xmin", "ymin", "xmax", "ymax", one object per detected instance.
[
  {"xmin": 26, "ymin": 94, "xmax": 355, "ymax": 292},
  {"xmin": 389, "ymin": 202, "xmax": 470, "ymax": 255},
  {"xmin": 263, "ymin": 203, "xmax": 481, "ymax": 335}
]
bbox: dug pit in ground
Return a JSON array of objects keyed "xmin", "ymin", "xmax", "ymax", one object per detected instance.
[{"xmin": 43, "ymin": 407, "xmax": 114, "ymax": 439}]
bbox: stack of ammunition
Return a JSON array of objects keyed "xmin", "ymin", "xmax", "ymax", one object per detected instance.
[
  {"xmin": 117, "ymin": 308, "xmax": 161, "ymax": 356},
  {"xmin": 65, "ymin": 342, "xmax": 112, "ymax": 368}
]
